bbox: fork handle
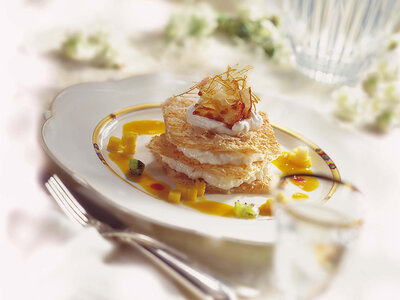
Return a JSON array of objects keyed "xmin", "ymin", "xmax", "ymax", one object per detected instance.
[{"xmin": 103, "ymin": 231, "xmax": 236, "ymax": 300}]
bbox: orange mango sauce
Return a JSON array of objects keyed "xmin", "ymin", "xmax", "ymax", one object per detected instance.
[
  {"xmin": 272, "ymin": 151, "xmax": 319, "ymax": 192},
  {"xmin": 292, "ymin": 192, "xmax": 309, "ymax": 200},
  {"xmin": 108, "ymin": 152, "xmax": 171, "ymax": 200},
  {"xmin": 184, "ymin": 201, "xmax": 235, "ymax": 217},
  {"xmin": 258, "ymin": 199, "xmax": 274, "ymax": 216},
  {"xmin": 123, "ymin": 120, "xmax": 165, "ymax": 135},
  {"xmin": 108, "ymin": 120, "xmax": 235, "ymax": 217}
]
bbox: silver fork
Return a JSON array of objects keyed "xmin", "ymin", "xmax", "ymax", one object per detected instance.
[{"xmin": 45, "ymin": 175, "xmax": 237, "ymax": 300}]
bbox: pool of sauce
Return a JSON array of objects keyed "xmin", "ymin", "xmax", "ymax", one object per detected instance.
[
  {"xmin": 292, "ymin": 192, "xmax": 309, "ymax": 200},
  {"xmin": 123, "ymin": 120, "xmax": 165, "ymax": 135},
  {"xmin": 108, "ymin": 152, "xmax": 171, "ymax": 200},
  {"xmin": 184, "ymin": 201, "xmax": 235, "ymax": 217},
  {"xmin": 258, "ymin": 199, "xmax": 273, "ymax": 216},
  {"xmin": 272, "ymin": 151, "xmax": 319, "ymax": 192}
]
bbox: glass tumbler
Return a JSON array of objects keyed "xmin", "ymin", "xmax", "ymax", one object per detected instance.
[
  {"xmin": 273, "ymin": 174, "xmax": 363, "ymax": 299},
  {"xmin": 282, "ymin": 0, "xmax": 400, "ymax": 83}
]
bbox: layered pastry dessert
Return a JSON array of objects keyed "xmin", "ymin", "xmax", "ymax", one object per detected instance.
[{"xmin": 147, "ymin": 66, "xmax": 281, "ymax": 194}]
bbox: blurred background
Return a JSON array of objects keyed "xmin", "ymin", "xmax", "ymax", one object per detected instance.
[{"xmin": 1, "ymin": 0, "xmax": 400, "ymax": 299}]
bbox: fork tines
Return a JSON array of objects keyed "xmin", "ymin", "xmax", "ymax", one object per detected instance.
[{"xmin": 45, "ymin": 175, "xmax": 89, "ymax": 226}]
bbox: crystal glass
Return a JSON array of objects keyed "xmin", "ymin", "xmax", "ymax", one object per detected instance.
[
  {"xmin": 273, "ymin": 174, "xmax": 363, "ymax": 299},
  {"xmin": 282, "ymin": 0, "xmax": 400, "ymax": 83}
]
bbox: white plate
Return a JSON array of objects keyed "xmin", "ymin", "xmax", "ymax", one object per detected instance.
[{"xmin": 42, "ymin": 72, "xmax": 340, "ymax": 244}]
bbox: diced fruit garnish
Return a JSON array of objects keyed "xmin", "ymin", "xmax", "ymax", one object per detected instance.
[
  {"xmin": 234, "ymin": 201, "xmax": 256, "ymax": 219},
  {"xmin": 176, "ymin": 183, "xmax": 198, "ymax": 201},
  {"xmin": 186, "ymin": 188, "xmax": 198, "ymax": 202},
  {"xmin": 287, "ymin": 146, "xmax": 311, "ymax": 168},
  {"xmin": 122, "ymin": 131, "xmax": 138, "ymax": 155},
  {"xmin": 259, "ymin": 198, "xmax": 274, "ymax": 216},
  {"xmin": 176, "ymin": 183, "xmax": 189, "ymax": 199},
  {"xmin": 107, "ymin": 136, "xmax": 121, "ymax": 152},
  {"xmin": 129, "ymin": 158, "xmax": 145, "ymax": 176},
  {"xmin": 167, "ymin": 190, "xmax": 181, "ymax": 204},
  {"xmin": 195, "ymin": 180, "xmax": 206, "ymax": 197}
]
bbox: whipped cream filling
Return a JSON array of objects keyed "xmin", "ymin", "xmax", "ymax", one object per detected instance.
[
  {"xmin": 177, "ymin": 146, "xmax": 266, "ymax": 165},
  {"xmin": 160, "ymin": 155, "xmax": 270, "ymax": 190},
  {"xmin": 186, "ymin": 104, "xmax": 263, "ymax": 136}
]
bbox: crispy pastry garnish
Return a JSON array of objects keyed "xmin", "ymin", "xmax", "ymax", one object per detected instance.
[{"xmin": 176, "ymin": 66, "xmax": 260, "ymax": 128}]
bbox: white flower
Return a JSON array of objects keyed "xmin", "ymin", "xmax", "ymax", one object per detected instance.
[
  {"xmin": 332, "ymin": 56, "xmax": 400, "ymax": 133},
  {"xmin": 333, "ymin": 86, "xmax": 366, "ymax": 122},
  {"xmin": 60, "ymin": 32, "xmax": 122, "ymax": 69},
  {"xmin": 377, "ymin": 61, "xmax": 399, "ymax": 82},
  {"xmin": 164, "ymin": 3, "xmax": 217, "ymax": 44}
]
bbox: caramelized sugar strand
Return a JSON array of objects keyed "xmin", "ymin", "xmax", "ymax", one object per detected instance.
[{"xmin": 176, "ymin": 66, "xmax": 260, "ymax": 128}]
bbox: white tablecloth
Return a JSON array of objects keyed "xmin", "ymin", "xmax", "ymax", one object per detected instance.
[{"xmin": 1, "ymin": 0, "xmax": 400, "ymax": 299}]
